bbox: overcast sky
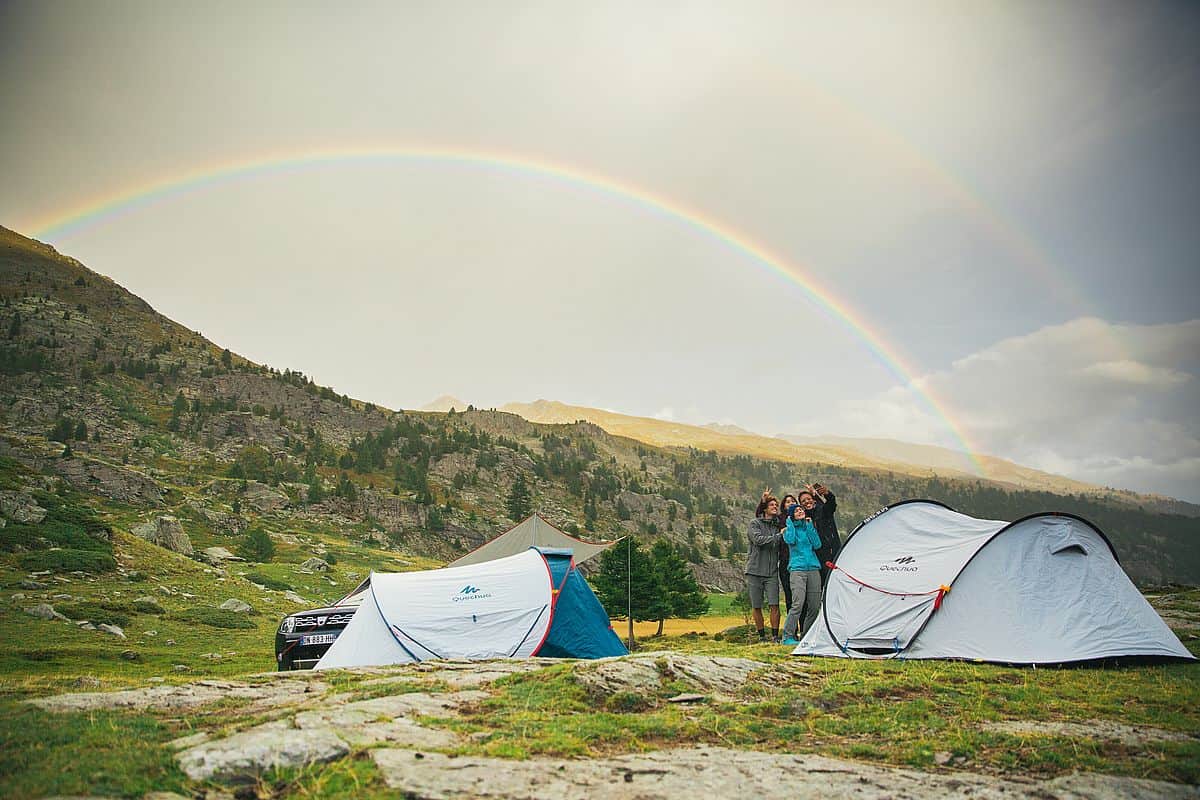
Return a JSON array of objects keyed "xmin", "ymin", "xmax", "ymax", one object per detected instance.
[{"xmin": 1, "ymin": 1, "xmax": 1197, "ymax": 501}]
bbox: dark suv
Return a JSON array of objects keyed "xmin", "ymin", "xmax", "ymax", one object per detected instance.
[{"xmin": 275, "ymin": 584, "xmax": 365, "ymax": 670}]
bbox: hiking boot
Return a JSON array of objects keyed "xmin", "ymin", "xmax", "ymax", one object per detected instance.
[{"xmin": 782, "ymin": 637, "xmax": 800, "ymax": 646}]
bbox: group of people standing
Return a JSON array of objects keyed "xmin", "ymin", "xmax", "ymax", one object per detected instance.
[{"xmin": 744, "ymin": 483, "xmax": 840, "ymax": 644}]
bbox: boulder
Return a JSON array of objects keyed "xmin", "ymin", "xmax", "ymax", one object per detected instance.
[
  {"xmin": 24, "ymin": 603, "xmax": 69, "ymax": 622},
  {"xmin": 200, "ymin": 546, "xmax": 242, "ymax": 565},
  {"xmin": 284, "ymin": 591, "xmax": 308, "ymax": 604},
  {"xmin": 0, "ymin": 490, "xmax": 47, "ymax": 524},
  {"xmin": 299, "ymin": 557, "xmax": 330, "ymax": 572},
  {"xmin": 98, "ymin": 623, "xmax": 126, "ymax": 639},
  {"xmin": 219, "ymin": 598, "xmax": 253, "ymax": 614},
  {"xmin": 132, "ymin": 516, "xmax": 193, "ymax": 556},
  {"xmin": 240, "ymin": 481, "xmax": 290, "ymax": 514}
]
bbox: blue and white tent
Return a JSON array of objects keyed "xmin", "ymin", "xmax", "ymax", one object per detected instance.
[
  {"xmin": 793, "ymin": 500, "xmax": 1194, "ymax": 665},
  {"xmin": 315, "ymin": 547, "xmax": 626, "ymax": 669}
]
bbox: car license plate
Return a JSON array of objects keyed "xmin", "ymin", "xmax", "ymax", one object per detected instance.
[{"xmin": 301, "ymin": 633, "xmax": 338, "ymax": 646}]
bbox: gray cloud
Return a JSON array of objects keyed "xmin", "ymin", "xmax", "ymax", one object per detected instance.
[{"xmin": 794, "ymin": 319, "xmax": 1200, "ymax": 501}]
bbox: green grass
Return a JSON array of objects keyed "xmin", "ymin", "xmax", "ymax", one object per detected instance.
[
  {"xmin": 0, "ymin": 459, "xmax": 1195, "ymax": 798},
  {"xmin": 704, "ymin": 592, "xmax": 742, "ymax": 616},
  {"xmin": 171, "ymin": 606, "xmax": 257, "ymax": 629},
  {"xmin": 0, "ymin": 703, "xmax": 187, "ymax": 800}
]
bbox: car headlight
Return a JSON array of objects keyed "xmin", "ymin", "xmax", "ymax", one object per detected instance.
[{"xmin": 280, "ymin": 616, "xmax": 296, "ymax": 634}]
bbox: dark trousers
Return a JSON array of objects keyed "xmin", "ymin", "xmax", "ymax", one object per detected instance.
[{"xmin": 779, "ymin": 565, "xmax": 792, "ymax": 610}]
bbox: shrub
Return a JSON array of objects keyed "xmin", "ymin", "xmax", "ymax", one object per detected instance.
[
  {"xmin": 173, "ymin": 607, "xmax": 256, "ymax": 629},
  {"xmin": 131, "ymin": 598, "xmax": 164, "ymax": 615},
  {"xmin": 18, "ymin": 549, "xmax": 116, "ymax": 573},
  {"xmin": 57, "ymin": 601, "xmax": 131, "ymax": 627},
  {"xmin": 237, "ymin": 529, "xmax": 275, "ymax": 562},
  {"xmin": 244, "ymin": 571, "xmax": 291, "ymax": 591}
]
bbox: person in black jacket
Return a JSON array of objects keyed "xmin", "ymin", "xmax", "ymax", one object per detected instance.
[{"xmin": 801, "ymin": 482, "xmax": 841, "ymax": 583}]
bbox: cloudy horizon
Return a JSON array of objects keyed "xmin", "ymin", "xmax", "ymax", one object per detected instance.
[{"xmin": 2, "ymin": 1, "xmax": 1197, "ymax": 501}]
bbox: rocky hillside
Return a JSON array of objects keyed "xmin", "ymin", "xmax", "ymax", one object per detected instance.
[{"xmin": 0, "ymin": 224, "xmax": 1197, "ymax": 592}]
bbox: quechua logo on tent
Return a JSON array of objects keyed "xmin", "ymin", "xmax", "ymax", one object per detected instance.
[
  {"xmin": 452, "ymin": 584, "xmax": 494, "ymax": 603},
  {"xmin": 880, "ymin": 555, "xmax": 918, "ymax": 572}
]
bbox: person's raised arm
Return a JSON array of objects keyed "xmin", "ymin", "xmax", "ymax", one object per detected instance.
[
  {"xmin": 806, "ymin": 519, "xmax": 822, "ymax": 551},
  {"xmin": 783, "ymin": 517, "xmax": 799, "ymax": 545}
]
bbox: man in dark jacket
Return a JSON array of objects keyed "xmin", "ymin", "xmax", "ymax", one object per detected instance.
[
  {"xmin": 745, "ymin": 496, "xmax": 783, "ymax": 642},
  {"xmin": 802, "ymin": 483, "xmax": 841, "ymax": 583}
]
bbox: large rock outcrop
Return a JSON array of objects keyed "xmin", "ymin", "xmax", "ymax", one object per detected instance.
[
  {"xmin": 53, "ymin": 457, "xmax": 164, "ymax": 506},
  {"xmin": 369, "ymin": 746, "xmax": 1200, "ymax": 800},
  {"xmin": 0, "ymin": 490, "xmax": 47, "ymax": 524},
  {"xmin": 131, "ymin": 515, "xmax": 193, "ymax": 556}
]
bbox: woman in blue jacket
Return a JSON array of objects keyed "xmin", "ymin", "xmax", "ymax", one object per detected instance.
[{"xmin": 781, "ymin": 503, "xmax": 823, "ymax": 645}]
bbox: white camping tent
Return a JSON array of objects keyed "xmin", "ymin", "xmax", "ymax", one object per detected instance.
[
  {"xmin": 794, "ymin": 500, "xmax": 1194, "ymax": 664},
  {"xmin": 316, "ymin": 548, "xmax": 554, "ymax": 669},
  {"xmin": 449, "ymin": 513, "xmax": 616, "ymax": 568}
]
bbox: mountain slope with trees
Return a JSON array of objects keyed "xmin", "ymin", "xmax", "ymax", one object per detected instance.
[{"xmin": 0, "ymin": 224, "xmax": 1196, "ymax": 595}]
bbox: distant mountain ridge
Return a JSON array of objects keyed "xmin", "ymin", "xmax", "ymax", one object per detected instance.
[{"xmin": 494, "ymin": 399, "xmax": 1192, "ymax": 514}]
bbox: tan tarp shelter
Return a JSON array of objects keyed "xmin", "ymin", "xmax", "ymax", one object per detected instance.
[{"xmin": 449, "ymin": 514, "xmax": 618, "ymax": 568}]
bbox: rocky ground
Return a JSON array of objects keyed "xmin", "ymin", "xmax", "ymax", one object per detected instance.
[{"xmin": 19, "ymin": 653, "xmax": 1200, "ymax": 799}]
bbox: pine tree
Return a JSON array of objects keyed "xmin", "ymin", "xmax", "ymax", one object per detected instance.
[
  {"xmin": 616, "ymin": 498, "xmax": 631, "ymax": 520},
  {"xmin": 49, "ymin": 417, "xmax": 74, "ymax": 443},
  {"xmin": 238, "ymin": 528, "xmax": 275, "ymax": 562},
  {"xmin": 650, "ymin": 539, "xmax": 709, "ymax": 635},
  {"xmin": 590, "ymin": 537, "xmax": 669, "ymax": 645},
  {"xmin": 426, "ymin": 505, "xmax": 445, "ymax": 530},
  {"xmin": 307, "ymin": 475, "xmax": 325, "ymax": 504},
  {"xmin": 505, "ymin": 473, "xmax": 532, "ymax": 520}
]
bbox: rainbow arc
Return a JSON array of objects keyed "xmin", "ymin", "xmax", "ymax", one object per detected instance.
[{"xmin": 22, "ymin": 146, "xmax": 986, "ymax": 475}]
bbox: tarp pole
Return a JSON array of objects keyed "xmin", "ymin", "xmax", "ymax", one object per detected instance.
[{"xmin": 627, "ymin": 537, "xmax": 633, "ymax": 650}]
